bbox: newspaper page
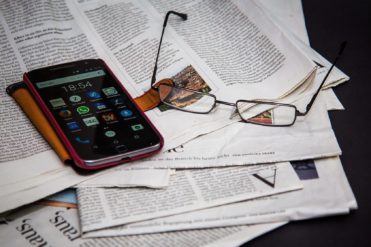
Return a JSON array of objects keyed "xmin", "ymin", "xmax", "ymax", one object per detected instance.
[
  {"xmin": 85, "ymin": 157, "xmax": 357, "ymax": 237},
  {"xmin": 0, "ymin": 0, "xmax": 122, "ymax": 213},
  {"xmin": 0, "ymin": 0, "xmax": 319, "ymax": 209},
  {"xmin": 66, "ymin": 0, "xmax": 234, "ymax": 150},
  {"xmin": 258, "ymin": 0, "xmax": 310, "ymax": 45},
  {"xmin": 256, "ymin": 0, "xmax": 346, "ymax": 113},
  {"xmin": 68, "ymin": 0, "xmax": 319, "ymax": 149},
  {"xmin": 77, "ymin": 168, "xmax": 173, "ymax": 188},
  {"xmin": 0, "ymin": 13, "xmax": 169, "ymax": 206},
  {"xmin": 0, "ymin": 0, "xmax": 228, "ymax": 212},
  {"xmin": 205, "ymin": 0, "xmax": 348, "ymax": 111},
  {"xmin": 255, "ymin": 0, "xmax": 345, "ymax": 112},
  {"xmin": 323, "ymin": 89, "xmax": 344, "ymax": 110},
  {"xmin": 0, "ymin": 0, "xmax": 341, "ymax": 213},
  {"xmin": 129, "ymin": 93, "xmax": 341, "ymax": 169},
  {"xmin": 72, "ymin": 0, "xmax": 347, "ymax": 169},
  {"xmin": 126, "ymin": 0, "xmax": 349, "ymax": 168},
  {"xmin": 0, "ymin": 158, "xmax": 171, "ymax": 214},
  {"xmin": 0, "ymin": 2, "xmax": 94, "ymax": 213},
  {"xmin": 83, "ymin": 0, "xmax": 352, "ymax": 239},
  {"xmin": 40, "ymin": 167, "xmax": 173, "ymax": 209},
  {"xmin": 253, "ymin": 0, "xmax": 349, "ymax": 90},
  {"xmin": 0, "ymin": 205, "xmax": 286, "ymax": 247},
  {"xmin": 77, "ymin": 162, "xmax": 301, "ymax": 232},
  {"xmin": 0, "ymin": 0, "xmax": 320, "ymax": 163},
  {"xmin": 257, "ymin": 0, "xmax": 346, "ymax": 111},
  {"xmin": 143, "ymin": 0, "xmax": 316, "ymax": 98}
]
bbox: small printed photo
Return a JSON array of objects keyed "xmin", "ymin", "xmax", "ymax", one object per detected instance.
[
  {"xmin": 290, "ymin": 159, "xmax": 319, "ymax": 180},
  {"xmin": 248, "ymin": 111, "xmax": 273, "ymax": 124},
  {"xmin": 158, "ymin": 65, "xmax": 211, "ymax": 112}
]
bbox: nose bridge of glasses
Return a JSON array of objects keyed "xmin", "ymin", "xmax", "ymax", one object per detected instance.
[{"xmin": 215, "ymin": 99, "xmax": 236, "ymax": 107}]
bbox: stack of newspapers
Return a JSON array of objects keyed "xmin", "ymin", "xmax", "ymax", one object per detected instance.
[{"xmin": 0, "ymin": 0, "xmax": 357, "ymax": 246}]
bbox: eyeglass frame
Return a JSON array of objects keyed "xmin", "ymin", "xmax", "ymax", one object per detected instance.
[
  {"xmin": 154, "ymin": 83, "xmax": 299, "ymax": 126},
  {"xmin": 150, "ymin": 10, "xmax": 347, "ymax": 127}
]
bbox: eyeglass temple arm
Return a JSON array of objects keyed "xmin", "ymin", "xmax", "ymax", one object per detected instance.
[
  {"xmin": 151, "ymin": 11, "xmax": 188, "ymax": 87},
  {"xmin": 296, "ymin": 41, "xmax": 347, "ymax": 116}
]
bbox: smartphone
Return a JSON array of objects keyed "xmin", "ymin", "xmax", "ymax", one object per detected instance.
[{"xmin": 24, "ymin": 59, "xmax": 163, "ymax": 169}]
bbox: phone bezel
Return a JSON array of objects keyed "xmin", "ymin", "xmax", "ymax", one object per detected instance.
[{"xmin": 23, "ymin": 59, "xmax": 163, "ymax": 169}]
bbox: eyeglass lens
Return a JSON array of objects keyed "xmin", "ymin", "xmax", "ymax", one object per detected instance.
[
  {"xmin": 236, "ymin": 101, "xmax": 296, "ymax": 126},
  {"xmin": 158, "ymin": 84, "xmax": 215, "ymax": 113}
]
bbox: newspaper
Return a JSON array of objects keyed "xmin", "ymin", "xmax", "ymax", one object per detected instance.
[
  {"xmin": 80, "ymin": 0, "xmax": 355, "ymax": 240},
  {"xmin": 257, "ymin": 0, "xmax": 344, "ymax": 111},
  {"xmin": 132, "ymin": 2, "xmax": 348, "ymax": 168},
  {"xmin": 322, "ymin": 89, "xmax": 344, "ymax": 110},
  {"xmin": 0, "ymin": 205, "xmax": 286, "ymax": 247},
  {"xmin": 0, "ymin": 161, "xmax": 171, "ymax": 213},
  {"xmin": 0, "ymin": 0, "xmax": 322, "ymax": 213},
  {"xmin": 131, "ymin": 93, "xmax": 341, "ymax": 168},
  {"xmin": 0, "ymin": 0, "xmax": 317, "ymax": 159},
  {"xmin": 256, "ymin": 0, "xmax": 346, "ymax": 111},
  {"xmin": 258, "ymin": 0, "xmax": 310, "ymax": 45},
  {"xmin": 43, "ymin": 167, "xmax": 173, "ymax": 208},
  {"xmin": 144, "ymin": 0, "xmax": 347, "ymax": 104},
  {"xmin": 84, "ymin": 157, "xmax": 357, "ymax": 237},
  {"xmin": 77, "ymin": 162, "xmax": 301, "ymax": 233},
  {"xmin": 262, "ymin": 8, "xmax": 348, "ymax": 91},
  {"xmin": 77, "ymin": 168, "xmax": 173, "ymax": 188},
  {"xmin": 67, "ymin": 0, "xmax": 319, "ymax": 149},
  {"xmin": 0, "ymin": 0, "xmax": 353, "ymax": 246}
]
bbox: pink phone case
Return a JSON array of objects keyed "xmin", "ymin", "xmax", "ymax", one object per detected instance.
[{"xmin": 23, "ymin": 59, "xmax": 163, "ymax": 170}]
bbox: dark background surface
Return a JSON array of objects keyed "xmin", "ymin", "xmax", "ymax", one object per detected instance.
[{"xmin": 246, "ymin": 1, "xmax": 371, "ymax": 246}]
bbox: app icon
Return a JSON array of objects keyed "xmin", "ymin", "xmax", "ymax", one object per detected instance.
[
  {"xmin": 58, "ymin": 109, "xmax": 72, "ymax": 118},
  {"xmin": 67, "ymin": 122, "xmax": 80, "ymax": 130},
  {"xmin": 86, "ymin": 91, "xmax": 101, "ymax": 99},
  {"xmin": 75, "ymin": 137, "xmax": 90, "ymax": 144},
  {"xmin": 77, "ymin": 105, "xmax": 90, "ymax": 115},
  {"xmin": 49, "ymin": 98, "xmax": 66, "ymax": 108},
  {"xmin": 94, "ymin": 102, "xmax": 107, "ymax": 110},
  {"xmin": 83, "ymin": 116, "xmax": 99, "ymax": 126},
  {"xmin": 102, "ymin": 87, "xmax": 118, "ymax": 96},
  {"xmin": 101, "ymin": 112, "xmax": 117, "ymax": 123},
  {"xmin": 69, "ymin": 95, "xmax": 82, "ymax": 103},
  {"xmin": 131, "ymin": 124, "xmax": 144, "ymax": 131},
  {"xmin": 110, "ymin": 97, "xmax": 124, "ymax": 106},
  {"xmin": 105, "ymin": 130, "xmax": 116, "ymax": 137},
  {"xmin": 120, "ymin": 109, "xmax": 133, "ymax": 118}
]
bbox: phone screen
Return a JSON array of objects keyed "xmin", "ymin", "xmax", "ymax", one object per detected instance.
[{"xmin": 26, "ymin": 60, "xmax": 161, "ymax": 164}]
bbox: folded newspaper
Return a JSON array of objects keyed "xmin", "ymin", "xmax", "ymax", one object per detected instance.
[
  {"xmin": 79, "ymin": 157, "xmax": 356, "ymax": 237},
  {"xmin": 77, "ymin": 163, "xmax": 302, "ymax": 233},
  {"xmin": 0, "ymin": 0, "xmax": 347, "ymax": 214},
  {"xmin": 0, "ymin": 205, "xmax": 286, "ymax": 247},
  {"xmin": 0, "ymin": 0, "xmax": 357, "ymax": 246}
]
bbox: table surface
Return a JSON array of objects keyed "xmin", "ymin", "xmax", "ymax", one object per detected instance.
[{"xmin": 245, "ymin": 1, "xmax": 371, "ymax": 246}]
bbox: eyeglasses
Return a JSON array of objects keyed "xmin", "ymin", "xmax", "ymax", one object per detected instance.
[{"xmin": 151, "ymin": 11, "xmax": 347, "ymax": 127}]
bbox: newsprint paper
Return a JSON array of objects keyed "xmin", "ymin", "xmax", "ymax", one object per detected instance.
[
  {"xmin": 0, "ymin": 0, "xmax": 319, "ymax": 213},
  {"xmin": 77, "ymin": 163, "xmax": 301, "ymax": 233},
  {"xmin": 134, "ymin": 93, "xmax": 341, "ymax": 169},
  {"xmin": 0, "ymin": 205, "xmax": 286, "ymax": 247},
  {"xmin": 83, "ymin": 157, "xmax": 357, "ymax": 237}
]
